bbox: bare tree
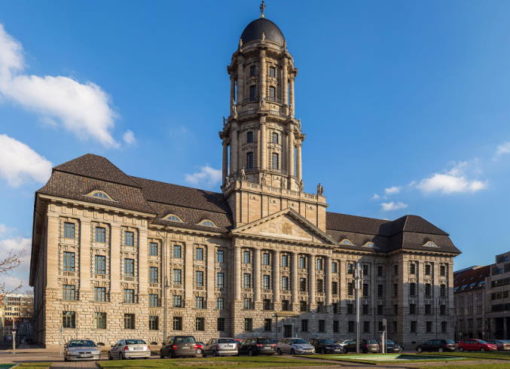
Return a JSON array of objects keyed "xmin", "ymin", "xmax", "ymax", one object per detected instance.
[{"xmin": 0, "ymin": 251, "xmax": 22, "ymax": 294}]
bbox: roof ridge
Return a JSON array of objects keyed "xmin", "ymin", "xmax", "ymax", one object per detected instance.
[{"xmin": 129, "ymin": 175, "xmax": 223, "ymax": 196}]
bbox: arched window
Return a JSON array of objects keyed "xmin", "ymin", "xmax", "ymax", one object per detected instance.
[
  {"xmin": 198, "ymin": 219, "xmax": 217, "ymax": 227},
  {"xmin": 268, "ymin": 86, "xmax": 276, "ymax": 101},
  {"xmin": 246, "ymin": 152, "xmax": 254, "ymax": 169},
  {"xmin": 272, "ymin": 132, "xmax": 279, "ymax": 144},
  {"xmin": 272, "ymin": 152, "xmax": 279, "ymax": 170},
  {"xmin": 246, "ymin": 131, "xmax": 254, "ymax": 143},
  {"xmin": 87, "ymin": 190, "xmax": 114, "ymax": 201},
  {"xmin": 249, "ymin": 85, "xmax": 257, "ymax": 101},
  {"xmin": 163, "ymin": 214, "xmax": 183, "ymax": 223}
]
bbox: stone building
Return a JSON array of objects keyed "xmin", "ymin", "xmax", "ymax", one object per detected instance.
[
  {"xmin": 30, "ymin": 10, "xmax": 460, "ymax": 349},
  {"xmin": 0, "ymin": 294, "xmax": 34, "ymax": 344}
]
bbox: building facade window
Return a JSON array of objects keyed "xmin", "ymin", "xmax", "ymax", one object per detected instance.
[
  {"xmin": 247, "ymin": 131, "xmax": 254, "ymax": 143},
  {"xmin": 95, "ymin": 227, "xmax": 106, "ymax": 243},
  {"xmin": 217, "ymin": 249, "xmax": 224, "ymax": 263},
  {"xmin": 196, "ymin": 247, "xmax": 204, "ymax": 261},
  {"xmin": 63, "ymin": 311, "xmax": 76, "ymax": 328},
  {"xmin": 263, "ymin": 275, "xmax": 271, "ymax": 290},
  {"xmin": 216, "ymin": 297, "xmax": 224, "ymax": 310},
  {"xmin": 124, "ymin": 258, "xmax": 135, "ymax": 277},
  {"xmin": 124, "ymin": 289, "xmax": 135, "ymax": 304},
  {"xmin": 63, "ymin": 285, "xmax": 76, "ymax": 300},
  {"xmin": 244, "ymin": 318, "xmax": 253, "ymax": 331},
  {"xmin": 149, "ymin": 267, "xmax": 159, "ymax": 283},
  {"xmin": 332, "ymin": 261, "xmax": 338, "ymax": 273},
  {"xmin": 299, "ymin": 255, "xmax": 307, "ymax": 269},
  {"xmin": 301, "ymin": 319, "xmax": 308, "ymax": 332},
  {"xmin": 124, "ymin": 231, "xmax": 134, "ymax": 246},
  {"xmin": 410, "ymin": 283, "xmax": 416, "ymax": 296},
  {"xmin": 249, "ymin": 85, "xmax": 256, "ymax": 101},
  {"xmin": 281, "ymin": 253, "xmax": 289, "ymax": 267},
  {"xmin": 196, "ymin": 296, "xmax": 206, "ymax": 309},
  {"xmin": 300, "ymin": 301, "xmax": 308, "ymax": 312},
  {"xmin": 173, "ymin": 245, "xmax": 182, "ymax": 258},
  {"xmin": 173, "ymin": 269, "xmax": 182, "ymax": 284},
  {"xmin": 272, "ymin": 152, "xmax": 279, "ymax": 170},
  {"xmin": 300, "ymin": 278, "xmax": 307, "ymax": 292},
  {"xmin": 149, "ymin": 316, "xmax": 159, "ymax": 330},
  {"xmin": 196, "ymin": 271, "xmax": 204, "ymax": 287},
  {"xmin": 217, "ymin": 318, "xmax": 225, "ymax": 331},
  {"xmin": 264, "ymin": 318, "xmax": 272, "ymax": 332},
  {"xmin": 243, "ymin": 273, "xmax": 252, "ymax": 288},
  {"xmin": 173, "ymin": 295, "xmax": 183, "ymax": 308},
  {"xmin": 262, "ymin": 252, "xmax": 270, "ymax": 265},
  {"xmin": 282, "ymin": 276, "xmax": 290, "ymax": 291},
  {"xmin": 173, "ymin": 317, "xmax": 182, "ymax": 330},
  {"xmin": 272, "ymin": 132, "xmax": 279, "ymax": 144},
  {"xmin": 63, "ymin": 222, "xmax": 75, "ymax": 239},
  {"xmin": 268, "ymin": 86, "xmax": 276, "ymax": 101},
  {"xmin": 149, "ymin": 242, "xmax": 158, "ymax": 256},
  {"xmin": 63, "ymin": 252, "xmax": 75, "ymax": 272},
  {"xmin": 216, "ymin": 272, "xmax": 225, "ymax": 288},
  {"xmin": 318, "ymin": 320, "xmax": 325, "ymax": 332},
  {"xmin": 410, "ymin": 321, "xmax": 417, "ymax": 333},
  {"xmin": 149, "ymin": 294, "xmax": 160, "ymax": 307},
  {"xmin": 95, "ymin": 312, "xmax": 107, "ymax": 329},
  {"xmin": 124, "ymin": 314, "xmax": 135, "ymax": 329},
  {"xmin": 246, "ymin": 152, "xmax": 254, "ymax": 169},
  {"xmin": 95, "ymin": 287, "xmax": 107, "ymax": 302},
  {"xmin": 269, "ymin": 66, "xmax": 276, "ymax": 77},
  {"xmin": 95, "ymin": 255, "xmax": 106, "ymax": 275}
]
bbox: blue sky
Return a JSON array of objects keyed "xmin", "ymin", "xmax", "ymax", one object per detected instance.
[{"xmin": 1, "ymin": 0, "xmax": 510, "ymax": 289}]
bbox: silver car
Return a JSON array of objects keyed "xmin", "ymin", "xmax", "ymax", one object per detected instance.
[
  {"xmin": 109, "ymin": 339, "xmax": 151, "ymax": 360},
  {"xmin": 64, "ymin": 340, "xmax": 101, "ymax": 361},
  {"xmin": 203, "ymin": 338, "xmax": 239, "ymax": 357},
  {"xmin": 276, "ymin": 338, "xmax": 315, "ymax": 355}
]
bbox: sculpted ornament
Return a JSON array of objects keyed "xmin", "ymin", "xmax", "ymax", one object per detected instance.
[{"xmin": 317, "ymin": 183, "xmax": 324, "ymax": 195}]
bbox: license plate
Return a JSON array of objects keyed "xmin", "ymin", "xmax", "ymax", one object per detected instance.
[
  {"xmin": 183, "ymin": 346, "xmax": 190, "ymax": 349},
  {"xmin": 134, "ymin": 347, "xmax": 142, "ymax": 350},
  {"xmin": 80, "ymin": 354, "xmax": 92, "ymax": 358}
]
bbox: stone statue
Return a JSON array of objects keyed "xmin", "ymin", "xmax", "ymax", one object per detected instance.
[
  {"xmin": 232, "ymin": 104, "xmax": 238, "ymax": 118},
  {"xmin": 317, "ymin": 183, "xmax": 324, "ymax": 195},
  {"xmin": 224, "ymin": 176, "xmax": 230, "ymax": 187},
  {"xmin": 240, "ymin": 168, "xmax": 246, "ymax": 181},
  {"xmin": 298, "ymin": 179, "xmax": 304, "ymax": 191}
]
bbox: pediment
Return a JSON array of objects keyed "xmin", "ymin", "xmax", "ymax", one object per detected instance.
[{"xmin": 232, "ymin": 209, "xmax": 335, "ymax": 245}]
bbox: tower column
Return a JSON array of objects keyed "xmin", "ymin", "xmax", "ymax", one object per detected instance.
[
  {"xmin": 291, "ymin": 252, "xmax": 299, "ymax": 309},
  {"xmin": 273, "ymin": 250, "xmax": 280, "ymax": 309},
  {"xmin": 288, "ymin": 127, "xmax": 294, "ymax": 178},
  {"xmin": 231, "ymin": 123, "xmax": 239, "ymax": 175},
  {"xmin": 260, "ymin": 49, "xmax": 267, "ymax": 104},
  {"xmin": 237, "ymin": 56, "xmax": 244, "ymax": 104},
  {"xmin": 290, "ymin": 74, "xmax": 295, "ymax": 117},
  {"xmin": 297, "ymin": 141, "xmax": 303, "ymax": 182},
  {"xmin": 230, "ymin": 75, "xmax": 235, "ymax": 114},
  {"xmin": 260, "ymin": 116, "xmax": 266, "ymax": 171},
  {"xmin": 222, "ymin": 141, "xmax": 228, "ymax": 184},
  {"xmin": 282, "ymin": 56, "xmax": 289, "ymax": 110}
]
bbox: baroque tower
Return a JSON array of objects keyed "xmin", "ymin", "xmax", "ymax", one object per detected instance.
[{"xmin": 220, "ymin": 8, "xmax": 328, "ymax": 230}]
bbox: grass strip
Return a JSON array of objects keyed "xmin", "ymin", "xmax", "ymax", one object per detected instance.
[
  {"xmin": 434, "ymin": 352, "xmax": 510, "ymax": 361},
  {"xmin": 418, "ymin": 364, "xmax": 510, "ymax": 369}
]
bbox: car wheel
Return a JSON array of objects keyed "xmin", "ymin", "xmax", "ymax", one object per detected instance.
[
  {"xmin": 249, "ymin": 349, "xmax": 255, "ymax": 356},
  {"xmin": 417, "ymin": 347, "xmax": 422, "ymax": 353},
  {"xmin": 481, "ymin": 348, "xmax": 486, "ymax": 352},
  {"xmin": 459, "ymin": 347, "xmax": 464, "ymax": 352},
  {"xmin": 290, "ymin": 349, "xmax": 296, "ymax": 355},
  {"xmin": 438, "ymin": 348, "xmax": 444, "ymax": 353},
  {"xmin": 277, "ymin": 348, "xmax": 282, "ymax": 355}
]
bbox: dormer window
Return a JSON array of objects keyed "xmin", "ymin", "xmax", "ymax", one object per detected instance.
[
  {"xmin": 423, "ymin": 240, "xmax": 438, "ymax": 248},
  {"xmin": 87, "ymin": 190, "xmax": 114, "ymax": 201},
  {"xmin": 198, "ymin": 219, "xmax": 217, "ymax": 227},
  {"xmin": 363, "ymin": 241, "xmax": 375, "ymax": 248},
  {"xmin": 163, "ymin": 214, "xmax": 183, "ymax": 223},
  {"xmin": 246, "ymin": 131, "xmax": 254, "ymax": 143},
  {"xmin": 340, "ymin": 239, "xmax": 354, "ymax": 246}
]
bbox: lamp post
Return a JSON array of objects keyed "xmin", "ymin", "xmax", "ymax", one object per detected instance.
[
  {"xmin": 354, "ymin": 262, "xmax": 363, "ymax": 353},
  {"xmin": 273, "ymin": 313, "xmax": 279, "ymax": 341}
]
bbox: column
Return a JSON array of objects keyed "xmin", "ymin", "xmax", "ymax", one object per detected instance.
[
  {"xmin": 230, "ymin": 75, "xmax": 235, "ymax": 113},
  {"xmin": 291, "ymin": 253, "xmax": 299, "ymax": 309},
  {"xmin": 325, "ymin": 256, "xmax": 332, "ymax": 306},
  {"xmin": 288, "ymin": 128, "xmax": 295, "ymax": 178},
  {"xmin": 282, "ymin": 57, "xmax": 289, "ymax": 108},
  {"xmin": 260, "ymin": 49, "xmax": 267, "ymax": 103},
  {"xmin": 110, "ymin": 224, "xmax": 121, "ymax": 293},
  {"xmin": 222, "ymin": 142, "xmax": 228, "ymax": 184},
  {"xmin": 46, "ymin": 215, "xmax": 60, "ymax": 289},
  {"xmin": 184, "ymin": 242, "xmax": 193, "ymax": 306},
  {"xmin": 230, "ymin": 124, "xmax": 238, "ymax": 175},
  {"xmin": 237, "ymin": 56, "xmax": 244, "ymax": 103},
  {"xmin": 297, "ymin": 142, "xmax": 303, "ymax": 182},
  {"xmin": 254, "ymin": 248, "xmax": 261, "ymax": 303},
  {"xmin": 234, "ymin": 245, "xmax": 241, "ymax": 300},
  {"xmin": 289, "ymin": 75, "xmax": 295, "ymax": 117},
  {"xmin": 309, "ymin": 255, "xmax": 316, "ymax": 309},
  {"xmin": 207, "ymin": 244, "xmax": 215, "ymax": 308},
  {"xmin": 79, "ymin": 219, "xmax": 91, "ymax": 293},
  {"xmin": 260, "ymin": 117, "xmax": 267, "ymax": 171},
  {"xmin": 138, "ymin": 227, "xmax": 149, "ymax": 292},
  {"xmin": 273, "ymin": 250, "xmax": 280, "ymax": 307}
]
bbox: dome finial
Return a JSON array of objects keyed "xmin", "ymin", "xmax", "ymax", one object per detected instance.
[{"xmin": 259, "ymin": 0, "xmax": 266, "ymax": 18}]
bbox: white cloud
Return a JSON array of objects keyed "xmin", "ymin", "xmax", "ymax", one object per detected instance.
[
  {"xmin": 496, "ymin": 141, "xmax": 510, "ymax": 157},
  {"xmin": 122, "ymin": 130, "xmax": 136, "ymax": 145},
  {"xmin": 384, "ymin": 186, "xmax": 401, "ymax": 195},
  {"xmin": 185, "ymin": 166, "xmax": 222, "ymax": 187},
  {"xmin": 0, "ymin": 24, "xmax": 123, "ymax": 148},
  {"xmin": 416, "ymin": 161, "xmax": 487, "ymax": 195},
  {"xmin": 381, "ymin": 201, "xmax": 408, "ymax": 211},
  {"xmin": 0, "ymin": 224, "xmax": 11, "ymax": 235},
  {"xmin": 371, "ymin": 193, "xmax": 381, "ymax": 200},
  {"xmin": 0, "ymin": 134, "xmax": 52, "ymax": 186}
]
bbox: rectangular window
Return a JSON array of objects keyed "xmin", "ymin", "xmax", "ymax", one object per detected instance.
[
  {"xmin": 410, "ymin": 320, "xmax": 417, "ymax": 333},
  {"xmin": 394, "ymin": 264, "xmax": 398, "ymax": 275},
  {"xmin": 410, "ymin": 262, "xmax": 416, "ymax": 274},
  {"xmin": 63, "ymin": 285, "xmax": 76, "ymax": 300},
  {"xmin": 124, "ymin": 314, "xmax": 135, "ymax": 329},
  {"xmin": 124, "ymin": 231, "xmax": 134, "ymax": 246},
  {"xmin": 196, "ymin": 296, "xmax": 206, "ymax": 309},
  {"xmin": 95, "ymin": 255, "xmax": 106, "ymax": 275},
  {"xmin": 363, "ymin": 283, "xmax": 369, "ymax": 297},
  {"xmin": 173, "ymin": 245, "xmax": 182, "ymax": 258},
  {"xmin": 149, "ymin": 316, "xmax": 159, "ymax": 330},
  {"xmin": 393, "ymin": 283, "xmax": 398, "ymax": 297},
  {"xmin": 62, "ymin": 311, "xmax": 76, "ymax": 328},
  {"xmin": 300, "ymin": 278, "xmax": 307, "ymax": 292},
  {"xmin": 425, "ymin": 304, "xmax": 431, "ymax": 315},
  {"xmin": 377, "ymin": 304, "xmax": 383, "ymax": 315},
  {"xmin": 196, "ymin": 271, "xmax": 204, "ymax": 287},
  {"xmin": 362, "ymin": 264, "xmax": 369, "ymax": 276},
  {"xmin": 377, "ymin": 265, "xmax": 383, "ymax": 277},
  {"xmin": 269, "ymin": 66, "xmax": 276, "ymax": 78},
  {"xmin": 95, "ymin": 287, "xmax": 107, "ymax": 302},
  {"xmin": 440, "ymin": 284, "xmax": 446, "ymax": 297},
  {"xmin": 362, "ymin": 304, "xmax": 369, "ymax": 315},
  {"xmin": 268, "ymin": 86, "xmax": 276, "ymax": 101},
  {"xmin": 317, "ymin": 279, "xmax": 324, "ymax": 293},
  {"xmin": 249, "ymin": 85, "xmax": 256, "ymax": 101},
  {"xmin": 263, "ymin": 275, "xmax": 271, "ymax": 290},
  {"xmin": 333, "ymin": 320, "xmax": 339, "ymax": 333},
  {"xmin": 216, "ymin": 272, "xmax": 225, "ymax": 288},
  {"xmin": 348, "ymin": 281, "xmax": 354, "ymax": 296},
  {"xmin": 262, "ymin": 252, "xmax": 270, "ymax": 265},
  {"xmin": 332, "ymin": 281, "xmax": 338, "ymax": 295},
  {"xmin": 377, "ymin": 284, "xmax": 383, "ymax": 298},
  {"xmin": 124, "ymin": 289, "xmax": 135, "ymax": 304},
  {"xmin": 300, "ymin": 301, "xmax": 307, "ymax": 312},
  {"xmin": 363, "ymin": 321, "xmax": 370, "ymax": 333},
  {"xmin": 332, "ymin": 261, "xmax": 338, "ymax": 273},
  {"xmin": 217, "ymin": 249, "xmax": 224, "ymax": 263},
  {"xmin": 282, "ymin": 276, "xmax": 290, "ymax": 291},
  {"xmin": 149, "ymin": 294, "xmax": 160, "ymax": 307},
  {"xmin": 425, "ymin": 283, "xmax": 432, "ymax": 297},
  {"xmin": 217, "ymin": 317, "xmax": 225, "ymax": 331},
  {"xmin": 301, "ymin": 319, "xmax": 308, "ymax": 332},
  {"xmin": 244, "ymin": 318, "xmax": 253, "ymax": 331},
  {"xmin": 347, "ymin": 303, "xmax": 354, "ymax": 314},
  {"xmin": 216, "ymin": 297, "xmax": 224, "ymax": 310},
  {"xmin": 394, "ymin": 304, "xmax": 398, "ymax": 315},
  {"xmin": 173, "ymin": 295, "xmax": 183, "ymax": 308},
  {"xmin": 410, "ymin": 304, "xmax": 416, "ymax": 314},
  {"xmin": 410, "ymin": 283, "xmax": 416, "ymax": 296},
  {"xmin": 149, "ymin": 242, "xmax": 159, "ymax": 256},
  {"xmin": 249, "ymin": 65, "xmax": 256, "ymax": 77},
  {"xmin": 440, "ymin": 304, "xmax": 446, "ymax": 315},
  {"xmin": 316, "ymin": 257, "xmax": 323, "ymax": 271},
  {"xmin": 318, "ymin": 320, "xmax": 325, "ymax": 332},
  {"xmin": 425, "ymin": 264, "xmax": 431, "ymax": 275},
  {"xmin": 441, "ymin": 321, "xmax": 447, "ymax": 333},
  {"xmin": 63, "ymin": 252, "xmax": 75, "ymax": 272},
  {"xmin": 333, "ymin": 302, "xmax": 339, "ymax": 314},
  {"xmin": 95, "ymin": 312, "xmax": 107, "ymax": 329},
  {"xmin": 63, "ymin": 222, "xmax": 75, "ymax": 239},
  {"xmin": 264, "ymin": 318, "xmax": 272, "ymax": 332},
  {"xmin": 243, "ymin": 273, "xmax": 252, "ymax": 288},
  {"xmin": 282, "ymin": 300, "xmax": 290, "ymax": 311},
  {"xmin": 124, "ymin": 258, "xmax": 135, "ymax": 277},
  {"xmin": 173, "ymin": 269, "xmax": 182, "ymax": 284},
  {"xmin": 243, "ymin": 250, "xmax": 251, "ymax": 264},
  {"xmin": 196, "ymin": 247, "xmax": 204, "ymax": 261},
  {"xmin": 173, "ymin": 316, "xmax": 182, "ymax": 331},
  {"xmin": 243, "ymin": 298, "xmax": 253, "ymax": 310},
  {"xmin": 95, "ymin": 227, "xmax": 106, "ymax": 243},
  {"xmin": 299, "ymin": 255, "xmax": 307, "ymax": 269},
  {"xmin": 263, "ymin": 299, "xmax": 272, "ymax": 310},
  {"xmin": 281, "ymin": 253, "xmax": 289, "ymax": 267},
  {"xmin": 440, "ymin": 265, "xmax": 447, "ymax": 276},
  {"xmin": 348, "ymin": 263, "xmax": 355, "ymax": 274},
  {"xmin": 272, "ymin": 152, "xmax": 279, "ymax": 170},
  {"xmin": 426, "ymin": 321, "xmax": 432, "ymax": 333},
  {"xmin": 149, "ymin": 266, "xmax": 159, "ymax": 283},
  {"xmin": 348, "ymin": 321, "xmax": 355, "ymax": 333}
]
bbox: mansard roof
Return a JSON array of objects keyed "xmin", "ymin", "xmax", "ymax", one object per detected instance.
[{"xmin": 36, "ymin": 153, "xmax": 460, "ymax": 254}]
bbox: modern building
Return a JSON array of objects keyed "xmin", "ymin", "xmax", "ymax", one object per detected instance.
[
  {"xmin": 454, "ymin": 251, "xmax": 510, "ymax": 339},
  {"xmin": 0, "ymin": 294, "xmax": 34, "ymax": 344},
  {"xmin": 30, "ymin": 8, "xmax": 460, "ymax": 349}
]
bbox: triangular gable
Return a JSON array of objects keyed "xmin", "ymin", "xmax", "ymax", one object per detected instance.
[{"xmin": 232, "ymin": 209, "xmax": 335, "ymax": 245}]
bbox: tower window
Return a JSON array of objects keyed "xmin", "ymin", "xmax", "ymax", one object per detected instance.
[
  {"xmin": 272, "ymin": 132, "xmax": 279, "ymax": 144},
  {"xmin": 246, "ymin": 152, "xmax": 254, "ymax": 169},
  {"xmin": 269, "ymin": 66, "xmax": 277, "ymax": 78},
  {"xmin": 246, "ymin": 131, "xmax": 254, "ymax": 143},
  {"xmin": 268, "ymin": 86, "xmax": 276, "ymax": 101},
  {"xmin": 272, "ymin": 153, "xmax": 279, "ymax": 170},
  {"xmin": 249, "ymin": 85, "xmax": 257, "ymax": 101},
  {"xmin": 249, "ymin": 65, "xmax": 256, "ymax": 77}
]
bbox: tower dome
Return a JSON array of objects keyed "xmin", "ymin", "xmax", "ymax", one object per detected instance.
[{"xmin": 240, "ymin": 18, "xmax": 285, "ymax": 47}]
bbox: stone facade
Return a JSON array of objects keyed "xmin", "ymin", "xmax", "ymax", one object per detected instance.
[{"xmin": 30, "ymin": 13, "xmax": 460, "ymax": 350}]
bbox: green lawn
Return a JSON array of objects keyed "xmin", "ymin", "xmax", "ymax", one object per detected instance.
[
  {"xmin": 99, "ymin": 356, "xmax": 331, "ymax": 369},
  {"xmin": 303, "ymin": 353, "xmax": 471, "ymax": 365},
  {"xmin": 16, "ymin": 363, "xmax": 51, "ymax": 369},
  {"xmin": 418, "ymin": 364, "xmax": 510, "ymax": 369},
  {"xmin": 435, "ymin": 352, "xmax": 510, "ymax": 361}
]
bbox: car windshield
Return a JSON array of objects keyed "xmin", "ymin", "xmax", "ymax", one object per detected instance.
[
  {"xmin": 291, "ymin": 339, "xmax": 307, "ymax": 344},
  {"xmin": 445, "ymin": 340, "xmax": 455, "ymax": 344},
  {"xmin": 257, "ymin": 338, "xmax": 274, "ymax": 344},
  {"xmin": 477, "ymin": 340, "xmax": 488, "ymax": 344},
  {"xmin": 367, "ymin": 339, "xmax": 378, "ymax": 344},
  {"xmin": 321, "ymin": 339, "xmax": 335, "ymax": 344},
  {"xmin": 68, "ymin": 340, "xmax": 96, "ymax": 347},
  {"xmin": 218, "ymin": 339, "xmax": 236, "ymax": 344},
  {"xmin": 125, "ymin": 340, "xmax": 146, "ymax": 345},
  {"xmin": 174, "ymin": 337, "xmax": 195, "ymax": 344},
  {"xmin": 386, "ymin": 340, "xmax": 395, "ymax": 344}
]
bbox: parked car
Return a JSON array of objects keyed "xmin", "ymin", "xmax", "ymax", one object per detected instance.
[
  {"xmin": 108, "ymin": 339, "xmax": 150, "ymax": 360},
  {"xmin": 160, "ymin": 336, "xmax": 199, "ymax": 358},
  {"xmin": 383, "ymin": 339, "xmax": 403, "ymax": 353},
  {"xmin": 486, "ymin": 340, "xmax": 510, "ymax": 351},
  {"xmin": 458, "ymin": 339, "xmax": 497, "ymax": 352},
  {"xmin": 276, "ymin": 338, "xmax": 315, "ymax": 355},
  {"xmin": 195, "ymin": 342, "xmax": 205, "ymax": 355},
  {"xmin": 64, "ymin": 340, "xmax": 101, "ymax": 361},
  {"xmin": 238, "ymin": 338, "xmax": 277, "ymax": 356},
  {"xmin": 203, "ymin": 338, "xmax": 239, "ymax": 357},
  {"xmin": 339, "ymin": 339, "xmax": 378, "ymax": 353},
  {"xmin": 310, "ymin": 338, "xmax": 345, "ymax": 354},
  {"xmin": 416, "ymin": 339, "xmax": 457, "ymax": 353}
]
